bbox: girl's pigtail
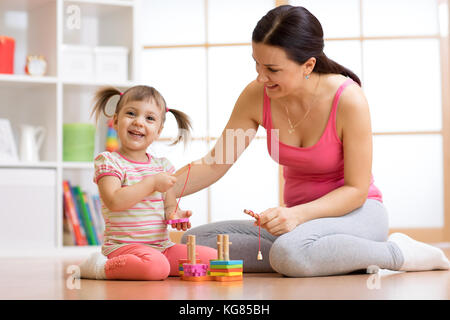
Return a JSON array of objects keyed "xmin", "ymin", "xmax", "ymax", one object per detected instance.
[
  {"xmin": 91, "ymin": 86, "xmax": 122, "ymax": 125},
  {"xmin": 167, "ymin": 108, "xmax": 192, "ymax": 145}
]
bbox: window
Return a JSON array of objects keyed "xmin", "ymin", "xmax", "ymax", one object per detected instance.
[
  {"xmin": 290, "ymin": 0, "xmax": 449, "ymax": 240},
  {"xmin": 141, "ymin": 0, "xmax": 450, "ymax": 240}
]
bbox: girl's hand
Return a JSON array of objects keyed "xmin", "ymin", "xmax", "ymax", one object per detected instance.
[
  {"xmin": 258, "ymin": 207, "xmax": 302, "ymax": 236},
  {"xmin": 167, "ymin": 209, "xmax": 192, "ymax": 231},
  {"xmin": 152, "ymin": 173, "xmax": 177, "ymax": 193}
]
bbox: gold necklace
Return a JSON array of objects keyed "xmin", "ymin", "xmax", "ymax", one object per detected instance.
[{"xmin": 284, "ymin": 74, "xmax": 321, "ymax": 134}]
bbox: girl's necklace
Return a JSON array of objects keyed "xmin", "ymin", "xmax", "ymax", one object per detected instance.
[{"xmin": 284, "ymin": 74, "xmax": 321, "ymax": 134}]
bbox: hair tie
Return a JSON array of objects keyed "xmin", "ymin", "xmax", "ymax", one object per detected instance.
[
  {"xmin": 119, "ymin": 92, "xmax": 123, "ymax": 96},
  {"xmin": 166, "ymin": 107, "xmax": 170, "ymax": 113}
]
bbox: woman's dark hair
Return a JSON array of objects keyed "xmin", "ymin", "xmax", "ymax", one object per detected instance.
[
  {"xmin": 252, "ymin": 5, "xmax": 361, "ymax": 86},
  {"xmin": 91, "ymin": 85, "xmax": 192, "ymax": 145}
]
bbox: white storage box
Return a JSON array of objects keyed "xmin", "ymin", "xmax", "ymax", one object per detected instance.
[
  {"xmin": 60, "ymin": 45, "xmax": 94, "ymax": 80},
  {"xmin": 94, "ymin": 46, "xmax": 129, "ymax": 82},
  {"xmin": 0, "ymin": 169, "xmax": 56, "ymax": 254}
]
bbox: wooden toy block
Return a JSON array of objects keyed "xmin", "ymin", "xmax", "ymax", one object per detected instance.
[
  {"xmin": 208, "ymin": 268, "xmax": 243, "ymax": 273},
  {"xmin": 214, "ymin": 275, "xmax": 243, "ymax": 282},
  {"xmin": 181, "ymin": 275, "xmax": 213, "ymax": 282},
  {"xmin": 209, "ymin": 263, "xmax": 243, "ymax": 269},
  {"xmin": 165, "ymin": 218, "xmax": 189, "ymax": 225},
  {"xmin": 243, "ymin": 209, "xmax": 260, "ymax": 221},
  {"xmin": 178, "ymin": 258, "xmax": 201, "ymax": 276},
  {"xmin": 209, "ymin": 271, "xmax": 242, "ymax": 276},
  {"xmin": 183, "ymin": 263, "xmax": 208, "ymax": 277},
  {"xmin": 210, "ymin": 260, "xmax": 243, "ymax": 266}
]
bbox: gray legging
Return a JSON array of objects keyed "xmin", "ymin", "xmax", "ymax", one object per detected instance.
[{"xmin": 181, "ymin": 199, "xmax": 404, "ymax": 277}]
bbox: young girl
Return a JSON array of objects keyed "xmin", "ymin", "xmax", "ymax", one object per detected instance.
[{"xmin": 79, "ymin": 85, "xmax": 217, "ymax": 280}]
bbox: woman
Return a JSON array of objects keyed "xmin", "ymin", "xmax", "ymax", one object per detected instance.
[{"xmin": 174, "ymin": 5, "xmax": 449, "ymax": 277}]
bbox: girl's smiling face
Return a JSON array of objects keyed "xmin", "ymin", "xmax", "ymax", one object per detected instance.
[{"xmin": 113, "ymin": 99, "xmax": 164, "ymax": 159}]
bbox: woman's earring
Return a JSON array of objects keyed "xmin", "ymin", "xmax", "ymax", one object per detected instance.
[{"xmin": 305, "ymin": 74, "xmax": 310, "ymax": 80}]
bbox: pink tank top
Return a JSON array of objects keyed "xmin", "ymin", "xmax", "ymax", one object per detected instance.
[{"xmin": 262, "ymin": 78, "xmax": 383, "ymax": 207}]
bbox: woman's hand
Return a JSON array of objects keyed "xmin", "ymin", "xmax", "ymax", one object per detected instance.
[
  {"xmin": 257, "ymin": 206, "xmax": 302, "ymax": 236},
  {"xmin": 166, "ymin": 209, "xmax": 192, "ymax": 231}
]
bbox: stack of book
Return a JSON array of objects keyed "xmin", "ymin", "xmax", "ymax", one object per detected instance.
[{"xmin": 62, "ymin": 180, "xmax": 104, "ymax": 246}]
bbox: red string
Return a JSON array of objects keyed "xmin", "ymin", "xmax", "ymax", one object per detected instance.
[{"xmin": 175, "ymin": 163, "xmax": 191, "ymax": 214}]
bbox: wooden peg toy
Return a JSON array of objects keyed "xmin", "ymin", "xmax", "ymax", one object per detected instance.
[
  {"xmin": 223, "ymin": 234, "xmax": 231, "ymax": 261},
  {"xmin": 181, "ymin": 235, "xmax": 210, "ymax": 281},
  {"xmin": 209, "ymin": 234, "xmax": 243, "ymax": 281},
  {"xmin": 217, "ymin": 234, "xmax": 224, "ymax": 260},
  {"xmin": 243, "ymin": 209, "xmax": 263, "ymax": 261},
  {"xmin": 187, "ymin": 235, "xmax": 196, "ymax": 264},
  {"xmin": 243, "ymin": 209, "xmax": 260, "ymax": 221}
]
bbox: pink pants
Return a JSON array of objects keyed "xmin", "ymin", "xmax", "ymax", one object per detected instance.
[{"xmin": 105, "ymin": 243, "xmax": 217, "ymax": 280}]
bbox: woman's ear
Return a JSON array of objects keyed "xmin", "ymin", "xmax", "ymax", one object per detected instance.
[{"xmin": 303, "ymin": 57, "xmax": 317, "ymax": 76}]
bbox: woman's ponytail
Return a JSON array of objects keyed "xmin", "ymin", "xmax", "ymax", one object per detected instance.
[{"xmin": 315, "ymin": 53, "xmax": 361, "ymax": 86}]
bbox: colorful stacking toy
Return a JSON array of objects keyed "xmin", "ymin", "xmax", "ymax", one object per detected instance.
[
  {"xmin": 179, "ymin": 234, "xmax": 243, "ymax": 282},
  {"xmin": 180, "ymin": 235, "xmax": 210, "ymax": 281},
  {"xmin": 209, "ymin": 234, "xmax": 243, "ymax": 281}
]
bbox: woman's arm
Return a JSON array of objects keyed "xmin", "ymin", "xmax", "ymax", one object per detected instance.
[
  {"xmin": 173, "ymin": 81, "xmax": 262, "ymax": 198},
  {"xmin": 260, "ymin": 84, "xmax": 373, "ymax": 235},
  {"xmin": 98, "ymin": 172, "xmax": 176, "ymax": 211}
]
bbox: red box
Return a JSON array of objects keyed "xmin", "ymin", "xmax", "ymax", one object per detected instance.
[{"xmin": 0, "ymin": 36, "xmax": 15, "ymax": 74}]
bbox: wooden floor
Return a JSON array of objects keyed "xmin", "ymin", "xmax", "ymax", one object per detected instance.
[{"xmin": 1, "ymin": 245, "xmax": 449, "ymax": 300}]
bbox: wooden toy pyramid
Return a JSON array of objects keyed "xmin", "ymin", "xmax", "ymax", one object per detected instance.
[
  {"xmin": 209, "ymin": 234, "xmax": 243, "ymax": 281},
  {"xmin": 179, "ymin": 234, "xmax": 243, "ymax": 282},
  {"xmin": 180, "ymin": 235, "xmax": 210, "ymax": 281}
]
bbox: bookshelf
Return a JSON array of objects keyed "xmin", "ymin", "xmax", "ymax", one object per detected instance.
[{"xmin": 0, "ymin": 0, "xmax": 140, "ymax": 256}]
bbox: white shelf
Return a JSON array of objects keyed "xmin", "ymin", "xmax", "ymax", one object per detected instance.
[
  {"xmin": 0, "ymin": 74, "xmax": 58, "ymax": 89},
  {"xmin": 0, "ymin": 0, "xmax": 138, "ymax": 256},
  {"xmin": 62, "ymin": 79, "xmax": 135, "ymax": 88},
  {"xmin": 0, "ymin": 161, "xmax": 58, "ymax": 169},
  {"xmin": 0, "ymin": 74, "xmax": 134, "ymax": 88},
  {"xmin": 62, "ymin": 161, "xmax": 94, "ymax": 169},
  {"xmin": 63, "ymin": 0, "xmax": 134, "ymax": 7},
  {"xmin": 0, "ymin": 74, "xmax": 58, "ymax": 83}
]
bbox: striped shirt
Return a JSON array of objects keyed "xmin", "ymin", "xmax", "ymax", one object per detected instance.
[{"xmin": 93, "ymin": 151, "xmax": 175, "ymax": 256}]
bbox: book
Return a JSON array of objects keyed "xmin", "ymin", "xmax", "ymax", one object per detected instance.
[
  {"xmin": 73, "ymin": 186, "xmax": 98, "ymax": 245},
  {"xmin": 85, "ymin": 193, "xmax": 104, "ymax": 244},
  {"xmin": 92, "ymin": 194, "xmax": 104, "ymax": 230},
  {"xmin": 83, "ymin": 192, "xmax": 100, "ymax": 245},
  {"xmin": 62, "ymin": 180, "xmax": 87, "ymax": 246},
  {"xmin": 62, "ymin": 196, "xmax": 75, "ymax": 246},
  {"xmin": 69, "ymin": 184, "xmax": 88, "ymax": 245}
]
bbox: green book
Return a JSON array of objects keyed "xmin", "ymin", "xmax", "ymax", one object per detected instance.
[{"xmin": 73, "ymin": 186, "xmax": 97, "ymax": 245}]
